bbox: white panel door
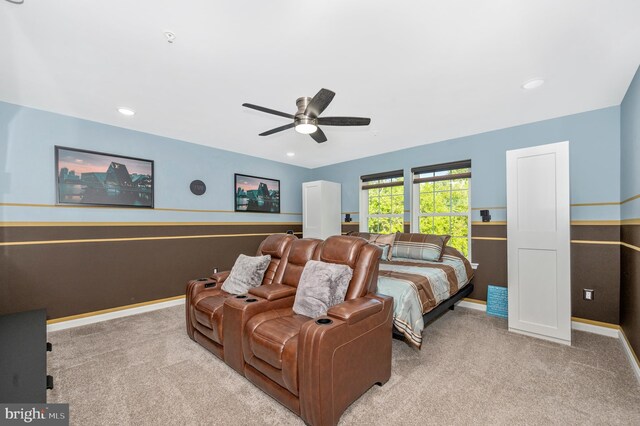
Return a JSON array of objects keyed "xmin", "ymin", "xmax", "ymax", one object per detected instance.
[
  {"xmin": 303, "ymin": 182, "xmax": 322, "ymax": 238},
  {"xmin": 507, "ymin": 141, "xmax": 571, "ymax": 345}
]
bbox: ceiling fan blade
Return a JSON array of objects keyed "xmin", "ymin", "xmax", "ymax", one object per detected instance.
[
  {"xmin": 259, "ymin": 122, "xmax": 295, "ymax": 136},
  {"xmin": 304, "ymin": 89, "xmax": 335, "ymax": 118},
  {"xmin": 242, "ymin": 103, "xmax": 295, "ymax": 119},
  {"xmin": 317, "ymin": 116, "xmax": 371, "ymax": 126},
  {"xmin": 309, "ymin": 127, "xmax": 328, "ymax": 143}
]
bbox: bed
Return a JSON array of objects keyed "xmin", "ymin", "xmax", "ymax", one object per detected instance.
[{"xmin": 349, "ymin": 232, "xmax": 474, "ymax": 348}]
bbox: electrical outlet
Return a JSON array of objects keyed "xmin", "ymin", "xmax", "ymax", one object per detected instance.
[{"xmin": 583, "ymin": 289, "xmax": 595, "ymax": 301}]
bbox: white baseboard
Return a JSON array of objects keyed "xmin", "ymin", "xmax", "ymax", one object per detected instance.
[
  {"xmin": 619, "ymin": 329, "xmax": 640, "ymax": 383},
  {"xmin": 571, "ymin": 320, "xmax": 619, "ymax": 338},
  {"xmin": 456, "ymin": 300, "xmax": 486, "ymax": 311},
  {"xmin": 47, "ymin": 297, "xmax": 185, "ymax": 332},
  {"xmin": 456, "ymin": 299, "xmax": 619, "ymax": 337}
]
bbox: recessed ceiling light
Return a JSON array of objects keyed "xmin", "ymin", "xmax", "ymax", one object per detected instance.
[
  {"xmin": 521, "ymin": 79, "xmax": 545, "ymax": 90},
  {"xmin": 117, "ymin": 107, "xmax": 135, "ymax": 116},
  {"xmin": 286, "ymin": 152, "xmax": 295, "ymax": 157}
]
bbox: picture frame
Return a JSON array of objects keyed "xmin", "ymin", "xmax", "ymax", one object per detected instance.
[
  {"xmin": 55, "ymin": 146, "xmax": 154, "ymax": 208},
  {"xmin": 234, "ymin": 173, "xmax": 280, "ymax": 213}
]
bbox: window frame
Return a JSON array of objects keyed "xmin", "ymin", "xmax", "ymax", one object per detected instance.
[
  {"xmin": 410, "ymin": 163, "xmax": 472, "ymax": 259},
  {"xmin": 359, "ymin": 171, "xmax": 405, "ymax": 234}
]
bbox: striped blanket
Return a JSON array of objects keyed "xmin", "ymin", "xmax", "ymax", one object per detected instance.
[{"xmin": 377, "ymin": 246, "xmax": 473, "ymax": 348}]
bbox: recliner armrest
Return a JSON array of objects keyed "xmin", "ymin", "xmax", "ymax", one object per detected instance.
[
  {"xmin": 249, "ymin": 284, "xmax": 296, "ymax": 301},
  {"xmin": 210, "ymin": 270, "xmax": 230, "ymax": 283},
  {"xmin": 186, "ymin": 271, "xmax": 230, "ymax": 303},
  {"xmin": 327, "ymin": 297, "xmax": 382, "ymax": 325}
]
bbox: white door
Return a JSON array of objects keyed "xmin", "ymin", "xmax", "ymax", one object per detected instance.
[{"xmin": 506, "ymin": 141, "xmax": 571, "ymax": 345}]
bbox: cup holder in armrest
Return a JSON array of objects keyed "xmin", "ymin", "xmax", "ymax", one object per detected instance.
[
  {"xmin": 197, "ymin": 278, "xmax": 208, "ymax": 281},
  {"xmin": 204, "ymin": 282, "xmax": 216, "ymax": 288},
  {"xmin": 316, "ymin": 318, "xmax": 333, "ymax": 325},
  {"xmin": 235, "ymin": 295, "xmax": 247, "ymax": 299},
  {"xmin": 245, "ymin": 298, "xmax": 257, "ymax": 303}
]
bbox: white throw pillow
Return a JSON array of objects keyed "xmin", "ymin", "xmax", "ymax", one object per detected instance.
[
  {"xmin": 221, "ymin": 254, "xmax": 271, "ymax": 295},
  {"xmin": 293, "ymin": 260, "xmax": 353, "ymax": 318}
]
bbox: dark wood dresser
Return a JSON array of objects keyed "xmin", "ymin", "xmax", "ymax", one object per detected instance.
[{"xmin": 0, "ymin": 309, "xmax": 52, "ymax": 403}]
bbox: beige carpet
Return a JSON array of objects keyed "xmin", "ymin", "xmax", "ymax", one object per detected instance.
[{"xmin": 48, "ymin": 305, "xmax": 640, "ymax": 425}]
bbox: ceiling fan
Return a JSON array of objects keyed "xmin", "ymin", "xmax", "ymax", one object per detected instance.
[{"xmin": 242, "ymin": 88, "xmax": 371, "ymax": 143}]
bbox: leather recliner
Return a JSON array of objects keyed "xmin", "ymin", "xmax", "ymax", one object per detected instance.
[
  {"xmin": 185, "ymin": 233, "xmax": 297, "ymax": 360},
  {"xmin": 241, "ymin": 235, "xmax": 394, "ymax": 426},
  {"xmin": 219, "ymin": 237, "xmax": 322, "ymax": 374}
]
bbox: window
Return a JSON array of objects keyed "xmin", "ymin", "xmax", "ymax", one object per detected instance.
[
  {"xmin": 360, "ymin": 170, "xmax": 404, "ymax": 234},
  {"xmin": 411, "ymin": 160, "xmax": 471, "ymax": 257}
]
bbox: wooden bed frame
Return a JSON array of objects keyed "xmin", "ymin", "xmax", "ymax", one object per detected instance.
[{"xmin": 392, "ymin": 283, "xmax": 475, "ymax": 341}]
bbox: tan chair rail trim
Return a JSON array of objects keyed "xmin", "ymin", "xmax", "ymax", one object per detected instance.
[
  {"xmin": 621, "ymin": 242, "xmax": 640, "ymax": 252},
  {"xmin": 571, "ymin": 201, "xmax": 620, "ymax": 207},
  {"xmin": 46, "ymin": 295, "xmax": 186, "ymax": 324},
  {"xmin": 472, "ymin": 220, "xmax": 639, "ymax": 226},
  {"xmin": 0, "ymin": 202, "xmax": 302, "ymax": 215},
  {"xmin": 0, "ymin": 232, "xmax": 303, "ymax": 247},
  {"xmin": 472, "ymin": 238, "xmax": 640, "ymax": 251},
  {"xmin": 471, "ymin": 236, "xmax": 507, "ymax": 241},
  {"xmin": 0, "ymin": 221, "xmax": 302, "ymax": 227},
  {"xmin": 571, "ymin": 220, "xmax": 623, "ymax": 226},
  {"xmin": 473, "ymin": 195, "xmax": 640, "ymax": 210},
  {"xmin": 571, "ymin": 240, "xmax": 620, "ymax": 245},
  {"xmin": 622, "ymin": 194, "xmax": 640, "ymax": 204}
]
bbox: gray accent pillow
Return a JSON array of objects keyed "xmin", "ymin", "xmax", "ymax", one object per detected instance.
[
  {"xmin": 221, "ymin": 254, "xmax": 271, "ymax": 295},
  {"xmin": 293, "ymin": 260, "xmax": 353, "ymax": 318}
]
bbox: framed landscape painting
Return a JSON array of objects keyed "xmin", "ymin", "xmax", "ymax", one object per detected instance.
[
  {"xmin": 55, "ymin": 146, "xmax": 154, "ymax": 208},
  {"xmin": 234, "ymin": 173, "xmax": 280, "ymax": 213}
]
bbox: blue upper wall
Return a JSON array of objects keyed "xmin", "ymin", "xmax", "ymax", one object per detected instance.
[
  {"xmin": 621, "ymin": 65, "xmax": 640, "ymax": 221},
  {"xmin": 0, "ymin": 100, "xmax": 625, "ymax": 224},
  {"xmin": 0, "ymin": 101, "xmax": 312, "ymax": 223},
  {"xmin": 311, "ymin": 106, "xmax": 621, "ymax": 222}
]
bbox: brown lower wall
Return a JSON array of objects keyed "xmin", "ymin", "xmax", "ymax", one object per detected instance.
[
  {"xmin": 472, "ymin": 224, "xmax": 621, "ymax": 324},
  {"xmin": 344, "ymin": 222, "xmax": 623, "ymax": 324},
  {"xmin": 621, "ymin": 225, "xmax": 640, "ymax": 359},
  {"xmin": 2, "ymin": 221, "xmax": 631, "ymax": 329},
  {"xmin": 0, "ymin": 223, "xmax": 302, "ymax": 319}
]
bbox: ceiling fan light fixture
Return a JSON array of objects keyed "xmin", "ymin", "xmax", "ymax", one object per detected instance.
[
  {"xmin": 294, "ymin": 116, "xmax": 318, "ymax": 134},
  {"xmin": 295, "ymin": 123, "xmax": 318, "ymax": 134},
  {"xmin": 242, "ymin": 88, "xmax": 370, "ymax": 143}
]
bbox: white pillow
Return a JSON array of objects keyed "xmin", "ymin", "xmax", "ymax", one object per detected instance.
[
  {"xmin": 293, "ymin": 260, "xmax": 353, "ymax": 318},
  {"xmin": 221, "ymin": 254, "xmax": 271, "ymax": 295}
]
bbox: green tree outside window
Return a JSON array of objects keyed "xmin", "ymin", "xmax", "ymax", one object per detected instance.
[
  {"xmin": 365, "ymin": 177, "xmax": 404, "ymax": 234},
  {"xmin": 414, "ymin": 168, "xmax": 470, "ymax": 257}
]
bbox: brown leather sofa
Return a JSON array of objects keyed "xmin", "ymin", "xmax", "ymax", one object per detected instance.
[
  {"xmin": 186, "ymin": 235, "xmax": 393, "ymax": 426},
  {"xmin": 185, "ymin": 233, "xmax": 297, "ymax": 360},
  {"xmin": 242, "ymin": 235, "xmax": 393, "ymax": 426}
]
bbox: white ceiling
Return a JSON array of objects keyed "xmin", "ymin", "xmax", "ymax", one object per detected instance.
[{"xmin": 1, "ymin": 1, "xmax": 639, "ymax": 168}]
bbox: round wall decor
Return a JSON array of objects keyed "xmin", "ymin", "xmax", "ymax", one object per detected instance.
[{"xmin": 190, "ymin": 180, "xmax": 206, "ymax": 196}]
